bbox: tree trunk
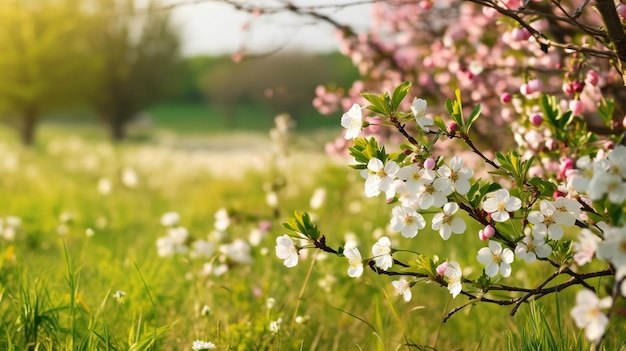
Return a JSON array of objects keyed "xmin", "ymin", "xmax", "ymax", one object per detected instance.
[
  {"xmin": 109, "ymin": 117, "xmax": 126, "ymax": 141},
  {"xmin": 20, "ymin": 108, "xmax": 38, "ymax": 146}
]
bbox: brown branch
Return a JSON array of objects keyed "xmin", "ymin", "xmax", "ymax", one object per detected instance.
[{"xmin": 596, "ymin": 0, "xmax": 626, "ymax": 83}]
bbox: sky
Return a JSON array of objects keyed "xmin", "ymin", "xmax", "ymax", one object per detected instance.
[{"xmin": 167, "ymin": 0, "xmax": 372, "ymax": 56}]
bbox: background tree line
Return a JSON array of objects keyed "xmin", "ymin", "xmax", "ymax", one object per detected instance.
[{"xmin": 0, "ymin": 0, "xmax": 358, "ymax": 145}]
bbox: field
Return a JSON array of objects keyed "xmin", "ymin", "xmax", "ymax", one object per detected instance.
[{"xmin": 0, "ymin": 105, "xmax": 623, "ymax": 350}]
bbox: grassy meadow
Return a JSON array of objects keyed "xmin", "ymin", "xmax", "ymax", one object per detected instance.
[{"xmin": 0, "ymin": 105, "xmax": 623, "ymax": 350}]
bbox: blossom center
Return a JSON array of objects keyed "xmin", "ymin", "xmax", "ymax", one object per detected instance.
[
  {"xmin": 497, "ymin": 202, "xmax": 507, "ymax": 212},
  {"xmin": 492, "ymin": 254, "xmax": 502, "ymax": 264},
  {"xmin": 403, "ymin": 214, "xmax": 415, "ymax": 225},
  {"xmin": 442, "ymin": 214, "xmax": 453, "ymax": 223}
]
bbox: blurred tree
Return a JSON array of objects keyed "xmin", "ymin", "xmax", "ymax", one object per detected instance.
[
  {"xmin": 203, "ymin": 52, "xmax": 358, "ymax": 128},
  {"xmin": 0, "ymin": 0, "xmax": 96, "ymax": 145},
  {"xmin": 89, "ymin": 0, "xmax": 181, "ymax": 141}
]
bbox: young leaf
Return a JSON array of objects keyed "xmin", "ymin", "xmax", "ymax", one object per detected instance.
[{"xmin": 391, "ymin": 81, "xmax": 411, "ymax": 111}]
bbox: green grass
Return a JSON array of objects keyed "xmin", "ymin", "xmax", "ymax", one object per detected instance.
[
  {"xmin": 148, "ymin": 102, "xmax": 341, "ymax": 135},
  {"xmin": 0, "ymin": 124, "xmax": 623, "ymax": 350}
]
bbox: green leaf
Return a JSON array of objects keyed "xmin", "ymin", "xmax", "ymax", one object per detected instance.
[
  {"xmin": 361, "ymin": 92, "xmax": 389, "ymax": 115},
  {"xmin": 598, "ymin": 98, "xmax": 615, "ymax": 126},
  {"xmin": 465, "ymin": 103, "xmax": 482, "ymax": 133},
  {"xmin": 391, "ymin": 81, "xmax": 411, "ymax": 111}
]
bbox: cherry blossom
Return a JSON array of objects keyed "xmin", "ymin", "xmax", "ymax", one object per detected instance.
[
  {"xmin": 573, "ymin": 229, "xmax": 601, "ymax": 266},
  {"xmin": 341, "ymin": 103, "xmax": 363, "ymax": 140},
  {"xmin": 344, "ymin": 243, "xmax": 364, "ymax": 278},
  {"xmin": 444, "ymin": 261, "xmax": 463, "ymax": 298},
  {"xmin": 570, "ymin": 289, "xmax": 612, "ymax": 342},
  {"xmin": 514, "ymin": 235, "xmax": 552, "ymax": 263},
  {"xmin": 436, "ymin": 156, "xmax": 473, "ymax": 195},
  {"xmin": 482, "ymin": 189, "xmax": 521, "ymax": 222},
  {"xmin": 364, "ymin": 158, "xmax": 399, "ymax": 199},
  {"xmin": 391, "ymin": 278, "xmax": 412, "ymax": 301},
  {"xmin": 477, "ymin": 240, "xmax": 514, "ymax": 278},
  {"xmin": 390, "ymin": 206, "xmax": 426, "ymax": 238},
  {"xmin": 410, "ymin": 97, "xmax": 433, "ymax": 130},
  {"xmin": 431, "ymin": 202, "xmax": 466, "ymax": 240},
  {"xmin": 372, "ymin": 236, "xmax": 393, "ymax": 270},
  {"xmin": 596, "ymin": 226, "xmax": 626, "ymax": 268},
  {"xmin": 275, "ymin": 235, "xmax": 299, "ymax": 268},
  {"xmin": 527, "ymin": 200, "xmax": 564, "ymax": 240}
]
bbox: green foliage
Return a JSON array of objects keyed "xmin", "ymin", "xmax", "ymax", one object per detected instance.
[
  {"xmin": 391, "ymin": 81, "xmax": 412, "ymax": 112},
  {"xmin": 348, "ymin": 137, "xmax": 388, "ymax": 168},
  {"xmin": 507, "ymin": 302, "xmax": 590, "ymax": 351},
  {"xmin": 282, "ymin": 212, "xmax": 321, "ymax": 240},
  {"xmin": 89, "ymin": 0, "xmax": 181, "ymax": 140},
  {"xmin": 490, "ymin": 151, "xmax": 534, "ymax": 188},
  {"xmin": 444, "ymin": 88, "xmax": 482, "ymax": 134}
]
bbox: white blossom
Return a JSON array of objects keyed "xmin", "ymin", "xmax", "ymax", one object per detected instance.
[
  {"xmin": 391, "ymin": 278, "xmax": 412, "ymax": 301},
  {"xmin": 527, "ymin": 200, "xmax": 564, "ymax": 240},
  {"xmin": 275, "ymin": 235, "xmax": 299, "ymax": 268},
  {"xmin": 570, "ymin": 289, "xmax": 612, "ymax": 342},
  {"xmin": 341, "ymin": 103, "xmax": 363, "ymax": 140},
  {"xmin": 410, "ymin": 98, "xmax": 433, "ymax": 130},
  {"xmin": 372, "ymin": 236, "xmax": 393, "ymax": 270},
  {"xmin": 390, "ymin": 206, "xmax": 426, "ymax": 238},
  {"xmin": 363, "ymin": 158, "xmax": 399, "ymax": 199},
  {"xmin": 431, "ymin": 202, "xmax": 466, "ymax": 240},
  {"xmin": 515, "ymin": 235, "xmax": 552, "ymax": 263},
  {"xmin": 596, "ymin": 226, "xmax": 626, "ymax": 268},
  {"xmin": 444, "ymin": 261, "xmax": 463, "ymax": 298},
  {"xmin": 344, "ymin": 244, "xmax": 364, "ymax": 278},
  {"xmin": 482, "ymin": 189, "xmax": 521, "ymax": 222},
  {"xmin": 477, "ymin": 240, "xmax": 514, "ymax": 277},
  {"xmin": 436, "ymin": 156, "xmax": 473, "ymax": 195},
  {"xmin": 573, "ymin": 229, "xmax": 601, "ymax": 266}
]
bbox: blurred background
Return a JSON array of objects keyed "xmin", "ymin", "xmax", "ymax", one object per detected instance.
[{"xmin": 0, "ymin": 0, "xmax": 368, "ymax": 146}]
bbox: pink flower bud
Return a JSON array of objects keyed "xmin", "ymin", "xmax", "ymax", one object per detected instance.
[
  {"xmin": 402, "ymin": 148, "xmax": 413, "ymax": 155},
  {"xmin": 424, "ymin": 157, "xmax": 436, "ymax": 170},
  {"xmin": 562, "ymin": 82, "xmax": 574, "ymax": 96},
  {"xmin": 527, "ymin": 79, "xmax": 542, "ymax": 93},
  {"xmin": 436, "ymin": 262, "xmax": 448, "ymax": 275},
  {"xmin": 618, "ymin": 4, "xmax": 626, "ymax": 20},
  {"xmin": 586, "ymin": 70, "xmax": 599, "ymax": 86},
  {"xmin": 552, "ymin": 191, "xmax": 565, "ymax": 200},
  {"xmin": 545, "ymin": 138, "xmax": 557, "ymax": 151},
  {"xmin": 529, "ymin": 113, "xmax": 543, "ymax": 126},
  {"xmin": 448, "ymin": 122, "xmax": 458, "ymax": 132},
  {"xmin": 511, "ymin": 27, "xmax": 531, "ymax": 41},
  {"xmin": 569, "ymin": 100, "xmax": 584, "ymax": 115},
  {"xmin": 500, "ymin": 92, "xmax": 512, "ymax": 103},
  {"xmin": 572, "ymin": 80, "xmax": 585, "ymax": 93},
  {"xmin": 606, "ymin": 140, "xmax": 615, "ymax": 149},
  {"xmin": 483, "ymin": 225, "xmax": 495, "ymax": 238},
  {"xmin": 420, "ymin": 0, "xmax": 433, "ymax": 10}
]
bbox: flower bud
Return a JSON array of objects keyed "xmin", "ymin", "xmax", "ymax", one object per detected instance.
[
  {"xmin": 448, "ymin": 122, "xmax": 458, "ymax": 132},
  {"xmin": 402, "ymin": 148, "xmax": 413, "ymax": 155},
  {"xmin": 617, "ymin": 4, "xmax": 626, "ymax": 20},
  {"xmin": 527, "ymin": 79, "xmax": 542, "ymax": 93},
  {"xmin": 586, "ymin": 70, "xmax": 599, "ymax": 86},
  {"xmin": 424, "ymin": 157, "xmax": 436, "ymax": 170},
  {"xmin": 552, "ymin": 190, "xmax": 565, "ymax": 200},
  {"xmin": 572, "ymin": 80, "xmax": 585, "ymax": 93},
  {"xmin": 483, "ymin": 225, "xmax": 495, "ymax": 238},
  {"xmin": 500, "ymin": 92, "xmax": 512, "ymax": 103},
  {"xmin": 529, "ymin": 113, "xmax": 543, "ymax": 126},
  {"xmin": 569, "ymin": 100, "xmax": 584, "ymax": 115},
  {"xmin": 436, "ymin": 262, "xmax": 448, "ymax": 275}
]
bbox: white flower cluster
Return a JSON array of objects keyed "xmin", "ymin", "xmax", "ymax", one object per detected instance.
[
  {"xmin": 0, "ymin": 216, "xmax": 21, "ymax": 241},
  {"xmin": 157, "ymin": 209, "xmax": 270, "ymax": 277}
]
